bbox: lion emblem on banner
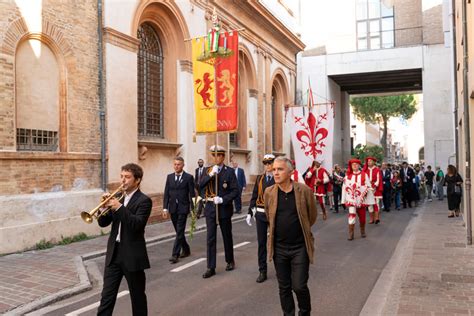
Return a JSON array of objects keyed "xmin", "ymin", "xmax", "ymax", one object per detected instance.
[
  {"xmin": 217, "ymin": 69, "xmax": 235, "ymax": 107},
  {"xmin": 195, "ymin": 73, "xmax": 213, "ymax": 108}
]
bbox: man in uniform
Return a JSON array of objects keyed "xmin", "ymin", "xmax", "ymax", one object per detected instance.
[
  {"xmin": 246, "ymin": 154, "xmax": 275, "ymax": 283},
  {"xmin": 363, "ymin": 157, "xmax": 383, "ymax": 224},
  {"xmin": 200, "ymin": 145, "xmax": 239, "ymax": 278}
]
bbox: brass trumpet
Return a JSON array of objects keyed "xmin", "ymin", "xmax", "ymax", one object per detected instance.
[{"xmin": 81, "ymin": 185, "xmax": 125, "ymax": 224}]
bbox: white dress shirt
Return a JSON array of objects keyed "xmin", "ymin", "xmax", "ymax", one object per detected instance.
[{"xmin": 116, "ymin": 188, "xmax": 138, "ymax": 242}]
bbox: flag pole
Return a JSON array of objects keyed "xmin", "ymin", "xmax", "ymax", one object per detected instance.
[{"xmin": 215, "ymin": 132, "xmax": 220, "ymax": 225}]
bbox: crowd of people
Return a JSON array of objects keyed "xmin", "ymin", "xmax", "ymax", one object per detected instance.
[
  {"xmin": 303, "ymin": 159, "xmax": 464, "ymax": 219},
  {"xmin": 92, "ymin": 150, "xmax": 465, "ymax": 316}
]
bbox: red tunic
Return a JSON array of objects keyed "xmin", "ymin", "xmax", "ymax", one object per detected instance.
[
  {"xmin": 305, "ymin": 167, "xmax": 330, "ymax": 196},
  {"xmin": 366, "ymin": 166, "xmax": 383, "ymax": 198}
]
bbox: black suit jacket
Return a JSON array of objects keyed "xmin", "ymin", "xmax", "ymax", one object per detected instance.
[
  {"xmin": 400, "ymin": 167, "xmax": 415, "ymax": 187},
  {"xmin": 163, "ymin": 171, "xmax": 195, "ymax": 215},
  {"xmin": 98, "ymin": 189, "xmax": 152, "ymax": 272},
  {"xmin": 199, "ymin": 165, "xmax": 239, "ymax": 219},
  {"xmin": 195, "ymin": 167, "xmax": 206, "ymax": 195},
  {"xmin": 382, "ymin": 169, "xmax": 392, "ymax": 188}
]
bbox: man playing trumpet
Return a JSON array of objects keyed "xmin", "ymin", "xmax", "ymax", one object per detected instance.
[{"xmin": 97, "ymin": 163, "xmax": 152, "ymax": 316}]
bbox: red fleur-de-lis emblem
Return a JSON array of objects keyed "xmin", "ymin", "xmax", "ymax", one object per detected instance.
[
  {"xmin": 294, "ymin": 112, "xmax": 329, "ymax": 160},
  {"xmin": 344, "ymin": 181, "xmax": 368, "ymax": 207}
]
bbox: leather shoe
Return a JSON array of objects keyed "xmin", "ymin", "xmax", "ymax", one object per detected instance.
[
  {"xmin": 169, "ymin": 256, "xmax": 179, "ymax": 264},
  {"xmin": 256, "ymin": 271, "xmax": 267, "ymax": 283},
  {"xmin": 225, "ymin": 262, "xmax": 235, "ymax": 271},
  {"xmin": 180, "ymin": 250, "xmax": 191, "ymax": 258},
  {"xmin": 202, "ymin": 268, "xmax": 216, "ymax": 278}
]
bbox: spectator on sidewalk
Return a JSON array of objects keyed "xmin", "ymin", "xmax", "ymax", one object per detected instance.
[
  {"xmin": 413, "ymin": 167, "xmax": 421, "ymax": 207},
  {"xmin": 400, "ymin": 162, "xmax": 415, "ymax": 208},
  {"xmin": 232, "ymin": 161, "xmax": 246, "ymax": 214},
  {"xmin": 435, "ymin": 166, "xmax": 445, "ymax": 201},
  {"xmin": 162, "ymin": 157, "xmax": 195, "ymax": 264},
  {"xmin": 194, "ymin": 159, "xmax": 206, "ymax": 217},
  {"xmin": 97, "ymin": 163, "xmax": 152, "ymax": 316},
  {"xmin": 391, "ymin": 171, "xmax": 402, "ymax": 211},
  {"xmin": 444, "ymin": 165, "xmax": 463, "ymax": 218},
  {"xmin": 265, "ymin": 157, "xmax": 318, "ymax": 316},
  {"xmin": 332, "ymin": 164, "xmax": 345, "ymax": 213},
  {"xmin": 381, "ymin": 163, "xmax": 392, "ymax": 212},
  {"xmin": 424, "ymin": 165, "xmax": 435, "ymax": 202}
]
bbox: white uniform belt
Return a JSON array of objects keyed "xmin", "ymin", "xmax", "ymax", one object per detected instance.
[{"xmin": 256, "ymin": 207, "xmax": 265, "ymax": 213}]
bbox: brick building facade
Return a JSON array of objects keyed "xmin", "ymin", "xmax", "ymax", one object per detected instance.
[{"xmin": 0, "ymin": 0, "xmax": 304, "ymax": 254}]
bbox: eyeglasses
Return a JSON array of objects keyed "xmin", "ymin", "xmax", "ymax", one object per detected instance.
[{"xmin": 263, "ymin": 162, "xmax": 272, "ymax": 165}]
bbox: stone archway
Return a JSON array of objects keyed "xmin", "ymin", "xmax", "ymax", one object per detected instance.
[
  {"xmin": 132, "ymin": 1, "xmax": 191, "ymax": 142},
  {"xmin": 269, "ymin": 68, "xmax": 290, "ymax": 152}
]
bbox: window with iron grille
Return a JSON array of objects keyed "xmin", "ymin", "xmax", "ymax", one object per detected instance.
[
  {"xmin": 137, "ymin": 23, "xmax": 164, "ymax": 138},
  {"xmin": 229, "ymin": 133, "xmax": 238, "ymax": 147},
  {"xmin": 356, "ymin": 0, "xmax": 394, "ymax": 51},
  {"xmin": 17, "ymin": 128, "xmax": 58, "ymax": 151}
]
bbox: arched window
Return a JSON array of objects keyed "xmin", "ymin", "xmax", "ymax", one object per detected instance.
[
  {"xmin": 16, "ymin": 39, "xmax": 60, "ymax": 151},
  {"xmin": 137, "ymin": 23, "xmax": 164, "ymax": 138}
]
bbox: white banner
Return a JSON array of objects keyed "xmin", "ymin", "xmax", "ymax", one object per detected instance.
[{"xmin": 289, "ymin": 105, "xmax": 334, "ymax": 175}]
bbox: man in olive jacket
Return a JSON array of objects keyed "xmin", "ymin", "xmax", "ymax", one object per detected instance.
[{"xmin": 264, "ymin": 157, "xmax": 319, "ymax": 316}]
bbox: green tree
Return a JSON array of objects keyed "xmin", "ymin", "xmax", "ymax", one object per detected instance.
[
  {"xmin": 354, "ymin": 144, "xmax": 385, "ymax": 164},
  {"xmin": 350, "ymin": 95, "xmax": 417, "ymax": 158}
]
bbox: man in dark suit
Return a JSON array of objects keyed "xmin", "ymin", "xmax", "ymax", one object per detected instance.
[
  {"xmin": 163, "ymin": 157, "xmax": 195, "ymax": 264},
  {"xmin": 381, "ymin": 163, "xmax": 392, "ymax": 212},
  {"xmin": 200, "ymin": 145, "xmax": 239, "ymax": 278},
  {"xmin": 246, "ymin": 154, "xmax": 275, "ymax": 283},
  {"xmin": 194, "ymin": 158, "xmax": 205, "ymax": 217},
  {"xmin": 399, "ymin": 161, "xmax": 415, "ymax": 208},
  {"xmin": 231, "ymin": 161, "xmax": 246, "ymax": 214},
  {"xmin": 97, "ymin": 163, "xmax": 152, "ymax": 316}
]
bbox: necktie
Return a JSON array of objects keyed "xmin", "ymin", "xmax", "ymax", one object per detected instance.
[
  {"xmin": 175, "ymin": 174, "xmax": 181, "ymax": 184},
  {"xmin": 267, "ymin": 175, "xmax": 271, "ymax": 183}
]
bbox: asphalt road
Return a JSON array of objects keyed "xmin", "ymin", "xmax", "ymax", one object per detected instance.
[{"xmin": 38, "ymin": 207, "xmax": 416, "ymax": 316}]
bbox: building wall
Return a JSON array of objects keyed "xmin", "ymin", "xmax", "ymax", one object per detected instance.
[
  {"xmin": 0, "ymin": 1, "xmax": 104, "ymax": 254},
  {"xmin": 453, "ymin": 0, "xmax": 474, "ymax": 242}
]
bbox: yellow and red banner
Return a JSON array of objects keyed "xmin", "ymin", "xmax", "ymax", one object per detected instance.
[{"xmin": 192, "ymin": 31, "xmax": 239, "ymax": 133}]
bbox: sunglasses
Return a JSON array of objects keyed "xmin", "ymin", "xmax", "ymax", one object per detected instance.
[{"xmin": 263, "ymin": 161, "xmax": 272, "ymax": 165}]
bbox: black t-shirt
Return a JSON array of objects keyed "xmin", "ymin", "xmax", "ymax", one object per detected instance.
[
  {"xmin": 425, "ymin": 171, "xmax": 435, "ymax": 185},
  {"xmin": 274, "ymin": 187, "xmax": 305, "ymax": 245}
]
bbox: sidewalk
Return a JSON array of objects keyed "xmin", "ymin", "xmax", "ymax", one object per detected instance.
[
  {"xmin": 361, "ymin": 199, "xmax": 474, "ymax": 316},
  {"xmin": 0, "ymin": 214, "xmax": 245, "ymax": 315}
]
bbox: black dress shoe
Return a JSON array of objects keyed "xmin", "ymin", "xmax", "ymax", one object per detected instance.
[
  {"xmin": 202, "ymin": 268, "xmax": 216, "ymax": 278},
  {"xmin": 256, "ymin": 271, "xmax": 267, "ymax": 283},
  {"xmin": 169, "ymin": 256, "xmax": 179, "ymax": 264},
  {"xmin": 180, "ymin": 251, "xmax": 191, "ymax": 258},
  {"xmin": 225, "ymin": 262, "xmax": 235, "ymax": 271}
]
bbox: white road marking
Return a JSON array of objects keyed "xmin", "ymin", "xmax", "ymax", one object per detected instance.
[
  {"xmin": 171, "ymin": 241, "xmax": 251, "ymax": 272},
  {"xmin": 64, "ymin": 290, "xmax": 129, "ymax": 316},
  {"xmin": 233, "ymin": 241, "xmax": 251, "ymax": 249},
  {"xmin": 171, "ymin": 258, "xmax": 207, "ymax": 272}
]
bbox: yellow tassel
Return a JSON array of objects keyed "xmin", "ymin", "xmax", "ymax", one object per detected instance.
[
  {"xmin": 193, "ymin": 132, "xmax": 197, "ymax": 143},
  {"xmin": 248, "ymin": 128, "xmax": 253, "ymax": 139}
]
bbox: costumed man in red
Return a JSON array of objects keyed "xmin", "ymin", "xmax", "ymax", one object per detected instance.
[
  {"xmin": 290, "ymin": 160, "xmax": 304, "ymax": 184},
  {"xmin": 363, "ymin": 157, "xmax": 383, "ymax": 224},
  {"xmin": 341, "ymin": 158, "xmax": 373, "ymax": 240},
  {"xmin": 303, "ymin": 159, "xmax": 328, "ymax": 220}
]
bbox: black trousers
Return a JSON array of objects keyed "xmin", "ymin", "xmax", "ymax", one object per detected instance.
[
  {"xmin": 206, "ymin": 215, "xmax": 234, "ymax": 269},
  {"xmin": 273, "ymin": 243, "xmax": 311, "ymax": 316},
  {"xmin": 402, "ymin": 183, "xmax": 413, "ymax": 207},
  {"xmin": 256, "ymin": 212, "xmax": 268, "ymax": 272},
  {"xmin": 170, "ymin": 212, "xmax": 190, "ymax": 257},
  {"xmin": 333, "ymin": 187, "xmax": 342, "ymax": 211},
  {"xmin": 382, "ymin": 186, "xmax": 392, "ymax": 210},
  {"xmin": 234, "ymin": 188, "xmax": 243, "ymax": 212},
  {"xmin": 98, "ymin": 243, "xmax": 147, "ymax": 316}
]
